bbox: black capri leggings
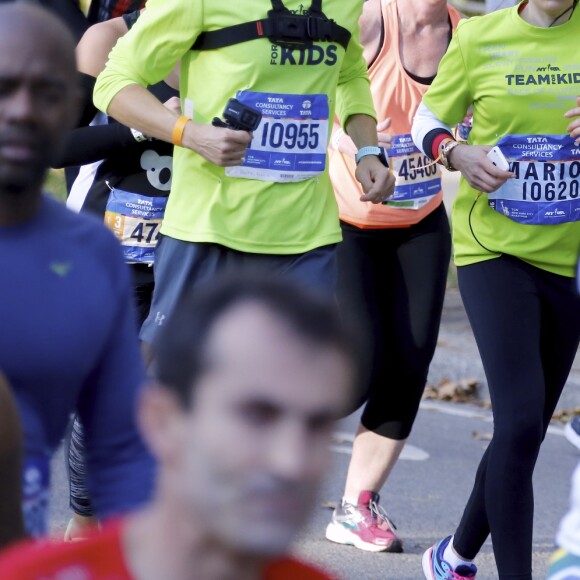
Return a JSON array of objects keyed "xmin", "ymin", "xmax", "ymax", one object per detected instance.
[
  {"xmin": 66, "ymin": 270, "xmax": 154, "ymax": 517},
  {"xmin": 453, "ymin": 255, "xmax": 580, "ymax": 580},
  {"xmin": 64, "ymin": 417, "xmax": 91, "ymax": 517},
  {"xmin": 337, "ymin": 203, "xmax": 451, "ymax": 440}
]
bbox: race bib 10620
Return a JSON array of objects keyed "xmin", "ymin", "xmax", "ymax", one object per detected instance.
[
  {"xmin": 226, "ymin": 91, "xmax": 329, "ymax": 183},
  {"xmin": 488, "ymin": 134, "xmax": 580, "ymax": 225}
]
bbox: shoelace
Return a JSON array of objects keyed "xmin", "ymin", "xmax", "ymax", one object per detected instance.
[
  {"xmin": 434, "ymin": 557, "xmax": 473, "ymax": 580},
  {"xmin": 367, "ymin": 499, "xmax": 398, "ymax": 531}
]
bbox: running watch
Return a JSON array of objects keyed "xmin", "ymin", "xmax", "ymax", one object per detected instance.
[{"xmin": 355, "ymin": 146, "xmax": 389, "ymax": 167}]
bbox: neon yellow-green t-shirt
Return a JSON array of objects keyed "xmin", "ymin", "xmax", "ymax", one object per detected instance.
[
  {"xmin": 94, "ymin": 0, "xmax": 376, "ymax": 254},
  {"xmin": 423, "ymin": 3, "xmax": 580, "ymax": 277}
]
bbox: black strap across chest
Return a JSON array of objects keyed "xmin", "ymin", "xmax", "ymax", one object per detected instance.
[{"xmin": 191, "ymin": 0, "xmax": 351, "ymax": 52}]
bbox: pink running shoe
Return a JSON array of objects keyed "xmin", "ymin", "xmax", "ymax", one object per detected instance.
[{"xmin": 325, "ymin": 491, "xmax": 403, "ymax": 552}]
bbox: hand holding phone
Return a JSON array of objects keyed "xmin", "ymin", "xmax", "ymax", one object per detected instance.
[{"xmin": 486, "ymin": 146, "xmax": 510, "ymax": 171}]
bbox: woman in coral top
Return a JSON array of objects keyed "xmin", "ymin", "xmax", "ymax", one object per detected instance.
[{"xmin": 325, "ymin": 0, "xmax": 461, "ymax": 554}]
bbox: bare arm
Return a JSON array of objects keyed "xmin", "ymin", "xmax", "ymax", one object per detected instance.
[
  {"xmin": 76, "ymin": 16, "xmax": 129, "ymax": 77},
  {"xmin": 107, "ymin": 85, "xmax": 251, "ymax": 166},
  {"xmin": 0, "ymin": 374, "xmax": 25, "ymax": 549},
  {"xmin": 89, "ymin": 8, "xmax": 179, "ymax": 141},
  {"xmin": 330, "ymin": 2, "xmax": 391, "ymax": 157},
  {"xmin": 345, "ymin": 114, "xmax": 395, "ymax": 203},
  {"xmin": 359, "ymin": 0, "xmax": 383, "ymax": 66}
]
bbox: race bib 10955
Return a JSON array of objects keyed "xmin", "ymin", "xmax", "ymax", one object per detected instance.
[{"xmin": 226, "ymin": 91, "xmax": 329, "ymax": 183}]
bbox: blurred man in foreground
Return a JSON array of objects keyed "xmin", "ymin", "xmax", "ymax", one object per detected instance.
[{"xmin": 0, "ymin": 275, "xmax": 359, "ymax": 579}]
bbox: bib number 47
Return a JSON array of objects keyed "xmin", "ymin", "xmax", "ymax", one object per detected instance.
[{"xmin": 130, "ymin": 222, "xmax": 160, "ymax": 244}]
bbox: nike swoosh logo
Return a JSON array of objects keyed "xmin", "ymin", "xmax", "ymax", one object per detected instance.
[{"xmin": 49, "ymin": 262, "xmax": 72, "ymax": 277}]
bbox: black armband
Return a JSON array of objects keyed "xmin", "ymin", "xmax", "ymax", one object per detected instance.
[{"xmin": 423, "ymin": 128, "xmax": 454, "ymax": 161}]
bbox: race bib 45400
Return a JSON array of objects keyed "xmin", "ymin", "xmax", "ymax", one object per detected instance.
[
  {"xmin": 383, "ymin": 134, "xmax": 441, "ymax": 210},
  {"xmin": 488, "ymin": 134, "xmax": 580, "ymax": 225},
  {"xmin": 226, "ymin": 91, "xmax": 329, "ymax": 183}
]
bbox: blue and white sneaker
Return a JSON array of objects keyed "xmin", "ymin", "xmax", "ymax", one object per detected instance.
[
  {"xmin": 422, "ymin": 536, "xmax": 477, "ymax": 579},
  {"xmin": 547, "ymin": 548, "xmax": 580, "ymax": 579}
]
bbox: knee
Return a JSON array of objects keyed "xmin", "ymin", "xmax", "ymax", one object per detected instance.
[{"xmin": 494, "ymin": 415, "xmax": 543, "ymax": 456}]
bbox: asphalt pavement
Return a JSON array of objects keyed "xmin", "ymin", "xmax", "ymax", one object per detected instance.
[{"xmin": 293, "ymin": 400, "xmax": 578, "ymax": 579}]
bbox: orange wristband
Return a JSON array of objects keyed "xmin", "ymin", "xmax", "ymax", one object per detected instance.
[{"xmin": 172, "ymin": 116, "xmax": 190, "ymax": 147}]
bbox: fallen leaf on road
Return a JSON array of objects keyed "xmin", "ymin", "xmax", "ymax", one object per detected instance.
[
  {"xmin": 423, "ymin": 377, "xmax": 480, "ymax": 403},
  {"xmin": 472, "ymin": 431, "xmax": 493, "ymax": 441},
  {"xmin": 322, "ymin": 500, "xmax": 338, "ymax": 510},
  {"xmin": 552, "ymin": 407, "xmax": 580, "ymax": 423}
]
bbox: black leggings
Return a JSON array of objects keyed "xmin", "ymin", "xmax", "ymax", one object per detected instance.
[
  {"xmin": 453, "ymin": 255, "xmax": 580, "ymax": 580},
  {"xmin": 66, "ymin": 271, "xmax": 154, "ymax": 517},
  {"xmin": 338, "ymin": 204, "xmax": 451, "ymax": 439},
  {"xmin": 64, "ymin": 417, "xmax": 90, "ymax": 517}
]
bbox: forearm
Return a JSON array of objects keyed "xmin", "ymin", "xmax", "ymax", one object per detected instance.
[
  {"xmin": 53, "ymin": 123, "xmax": 138, "ymax": 168},
  {"xmin": 78, "ymin": 73, "xmax": 99, "ymax": 129},
  {"xmin": 411, "ymin": 102, "xmax": 454, "ymax": 159},
  {"xmin": 106, "ymin": 84, "xmax": 180, "ymax": 145},
  {"xmin": 345, "ymin": 114, "xmax": 378, "ymax": 149}
]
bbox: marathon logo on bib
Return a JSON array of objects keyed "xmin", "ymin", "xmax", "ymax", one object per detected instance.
[
  {"xmin": 383, "ymin": 134, "xmax": 441, "ymax": 210},
  {"xmin": 488, "ymin": 134, "xmax": 580, "ymax": 225},
  {"xmin": 226, "ymin": 91, "xmax": 329, "ymax": 183},
  {"xmin": 104, "ymin": 189, "xmax": 167, "ymax": 263}
]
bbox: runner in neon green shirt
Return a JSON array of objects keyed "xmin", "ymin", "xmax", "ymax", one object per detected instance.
[
  {"xmin": 95, "ymin": 0, "xmax": 382, "ymax": 255},
  {"xmin": 412, "ymin": 2, "xmax": 580, "ymax": 578},
  {"xmin": 415, "ymin": 2, "xmax": 580, "ymax": 278},
  {"xmin": 94, "ymin": 0, "xmax": 395, "ymax": 346}
]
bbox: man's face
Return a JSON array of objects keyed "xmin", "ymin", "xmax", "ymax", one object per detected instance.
[
  {"xmin": 0, "ymin": 26, "xmax": 78, "ymax": 193},
  {"xmin": 163, "ymin": 303, "xmax": 353, "ymax": 556}
]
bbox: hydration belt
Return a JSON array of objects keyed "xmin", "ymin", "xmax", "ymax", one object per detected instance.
[{"xmin": 191, "ymin": 0, "xmax": 351, "ymax": 51}]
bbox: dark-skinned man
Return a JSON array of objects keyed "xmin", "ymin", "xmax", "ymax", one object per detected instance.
[{"xmin": 0, "ymin": 2, "xmax": 154, "ymax": 538}]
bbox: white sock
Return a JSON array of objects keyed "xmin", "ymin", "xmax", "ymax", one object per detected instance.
[
  {"xmin": 443, "ymin": 536, "xmax": 473, "ymax": 569},
  {"xmin": 342, "ymin": 496, "xmax": 358, "ymax": 507}
]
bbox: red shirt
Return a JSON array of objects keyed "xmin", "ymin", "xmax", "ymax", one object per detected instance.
[{"xmin": 0, "ymin": 520, "xmax": 333, "ymax": 580}]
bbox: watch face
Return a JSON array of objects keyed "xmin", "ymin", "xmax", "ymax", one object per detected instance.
[
  {"xmin": 378, "ymin": 149, "xmax": 389, "ymax": 168},
  {"xmin": 442, "ymin": 141, "xmax": 459, "ymax": 171}
]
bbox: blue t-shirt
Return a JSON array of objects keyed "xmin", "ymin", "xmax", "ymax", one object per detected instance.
[{"xmin": 0, "ymin": 195, "xmax": 154, "ymax": 535}]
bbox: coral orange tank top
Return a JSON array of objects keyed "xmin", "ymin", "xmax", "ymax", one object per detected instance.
[{"xmin": 330, "ymin": 0, "xmax": 461, "ymax": 229}]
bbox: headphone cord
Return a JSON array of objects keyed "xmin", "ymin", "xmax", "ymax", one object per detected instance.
[
  {"xmin": 468, "ymin": 193, "xmax": 496, "ymax": 254},
  {"xmin": 549, "ymin": 0, "xmax": 577, "ymax": 26}
]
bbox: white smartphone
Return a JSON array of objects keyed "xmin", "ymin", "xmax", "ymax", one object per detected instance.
[{"xmin": 486, "ymin": 146, "xmax": 510, "ymax": 171}]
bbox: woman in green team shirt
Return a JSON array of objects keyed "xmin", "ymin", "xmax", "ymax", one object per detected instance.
[{"xmin": 412, "ymin": 1, "xmax": 580, "ymax": 579}]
